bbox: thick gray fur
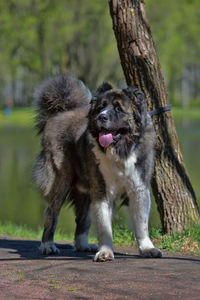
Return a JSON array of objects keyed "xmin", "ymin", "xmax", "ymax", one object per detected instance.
[{"xmin": 34, "ymin": 74, "xmax": 162, "ymax": 261}]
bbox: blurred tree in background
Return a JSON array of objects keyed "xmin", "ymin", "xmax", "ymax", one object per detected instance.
[{"xmin": 0, "ymin": 0, "xmax": 200, "ymax": 107}]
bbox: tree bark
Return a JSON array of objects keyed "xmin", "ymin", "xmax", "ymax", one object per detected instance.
[{"xmin": 109, "ymin": 0, "xmax": 200, "ymax": 234}]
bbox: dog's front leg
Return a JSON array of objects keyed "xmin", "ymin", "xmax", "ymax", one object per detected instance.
[
  {"xmin": 90, "ymin": 200, "xmax": 114, "ymax": 262},
  {"xmin": 129, "ymin": 188, "xmax": 162, "ymax": 258}
]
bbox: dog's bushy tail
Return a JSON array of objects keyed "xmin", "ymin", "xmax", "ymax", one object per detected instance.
[{"xmin": 35, "ymin": 74, "xmax": 92, "ymax": 133}]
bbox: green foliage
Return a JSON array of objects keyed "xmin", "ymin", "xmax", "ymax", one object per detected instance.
[
  {"xmin": 0, "ymin": 1, "xmax": 200, "ymax": 105},
  {"xmin": 0, "ymin": 0, "xmax": 123, "ymax": 106},
  {"xmin": 146, "ymin": 0, "xmax": 200, "ymax": 105}
]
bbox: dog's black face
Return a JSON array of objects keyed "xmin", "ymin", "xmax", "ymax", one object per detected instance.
[{"xmin": 88, "ymin": 83, "xmax": 148, "ymax": 159}]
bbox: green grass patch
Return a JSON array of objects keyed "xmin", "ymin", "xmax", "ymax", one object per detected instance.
[
  {"xmin": 0, "ymin": 222, "xmax": 74, "ymax": 241},
  {"xmin": 150, "ymin": 224, "xmax": 200, "ymax": 255},
  {"xmin": 113, "ymin": 226, "xmax": 134, "ymax": 246},
  {"xmin": 0, "ymin": 221, "xmax": 199, "ymax": 255},
  {"xmin": 48, "ymin": 279, "xmax": 62, "ymax": 289},
  {"xmin": 112, "ymin": 224, "xmax": 200, "ymax": 255},
  {"xmin": 67, "ymin": 287, "xmax": 78, "ymax": 292},
  {"xmin": 14, "ymin": 271, "xmax": 24, "ymax": 276},
  {"xmin": 48, "ymin": 279, "xmax": 60, "ymax": 284},
  {"xmin": 0, "ymin": 222, "xmax": 42, "ymax": 239},
  {"xmin": 51, "ymin": 285, "xmax": 62, "ymax": 289},
  {"xmin": 0, "ymin": 107, "xmax": 35, "ymax": 128}
]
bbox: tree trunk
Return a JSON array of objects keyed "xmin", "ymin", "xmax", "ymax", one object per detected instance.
[{"xmin": 109, "ymin": 0, "xmax": 200, "ymax": 234}]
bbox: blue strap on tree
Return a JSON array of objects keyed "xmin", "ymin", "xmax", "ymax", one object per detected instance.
[{"xmin": 149, "ymin": 104, "xmax": 172, "ymax": 117}]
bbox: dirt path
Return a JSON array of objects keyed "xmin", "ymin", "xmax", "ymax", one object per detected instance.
[{"xmin": 0, "ymin": 236, "xmax": 199, "ymax": 300}]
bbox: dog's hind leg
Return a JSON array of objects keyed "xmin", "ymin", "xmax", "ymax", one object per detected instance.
[
  {"xmin": 73, "ymin": 188, "xmax": 98, "ymax": 252},
  {"xmin": 40, "ymin": 175, "xmax": 69, "ymax": 255},
  {"xmin": 34, "ymin": 151, "xmax": 72, "ymax": 255}
]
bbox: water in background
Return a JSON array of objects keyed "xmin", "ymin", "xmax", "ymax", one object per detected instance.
[{"xmin": 0, "ymin": 120, "xmax": 199, "ymax": 235}]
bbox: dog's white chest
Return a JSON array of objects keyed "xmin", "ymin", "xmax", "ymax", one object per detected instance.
[
  {"xmin": 100, "ymin": 158, "xmax": 125, "ymax": 198},
  {"xmin": 93, "ymin": 144, "xmax": 139, "ymax": 200}
]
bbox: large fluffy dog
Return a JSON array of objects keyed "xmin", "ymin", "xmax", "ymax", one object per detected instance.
[{"xmin": 34, "ymin": 74, "xmax": 162, "ymax": 261}]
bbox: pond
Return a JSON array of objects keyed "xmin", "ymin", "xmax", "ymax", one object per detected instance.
[{"xmin": 0, "ymin": 120, "xmax": 199, "ymax": 236}]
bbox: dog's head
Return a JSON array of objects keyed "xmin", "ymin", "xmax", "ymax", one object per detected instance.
[{"xmin": 88, "ymin": 82, "xmax": 148, "ymax": 159}]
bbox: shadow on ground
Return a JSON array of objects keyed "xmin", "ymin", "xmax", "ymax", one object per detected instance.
[{"xmin": 0, "ymin": 238, "xmax": 199, "ymax": 263}]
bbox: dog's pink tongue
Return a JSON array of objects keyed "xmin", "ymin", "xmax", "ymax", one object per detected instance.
[{"xmin": 99, "ymin": 133, "xmax": 113, "ymax": 148}]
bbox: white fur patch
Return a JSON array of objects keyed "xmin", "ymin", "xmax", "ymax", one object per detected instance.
[
  {"xmin": 100, "ymin": 109, "xmax": 108, "ymax": 115},
  {"xmin": 99, "ymin": 202, "xmax": 113, "ymax": 243},
  {"xmin": 138, "ymin": 236, "xmax": 154, "ymax": 252},
  {"xmin": 91, "ymin": 201, "xmax": 113, "ymax": 247},
  {"xmin": 92, "ymin": 139, "xmax": 141, "ymax": 200}
]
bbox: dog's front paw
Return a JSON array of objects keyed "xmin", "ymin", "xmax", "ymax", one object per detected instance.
[
  {"xmin": 139, "ymin": 247, "xmax": 162, "ymax": 258},
  {"xmin": 93, "ymin": 246, "xmax": 114, "ymax": 262},
  {"xmin": 40, "ymin": 241, "xmax": 60, "ymax": 255}
]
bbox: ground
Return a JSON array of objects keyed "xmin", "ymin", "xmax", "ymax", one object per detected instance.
[{"xmin": 0, "ymin": 236, "xmax": 200, "ymax": 300}]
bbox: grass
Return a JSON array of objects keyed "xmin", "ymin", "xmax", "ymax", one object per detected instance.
[
  {"xmin": 0, "ymin": 222, "xmax": 74, "ymax": 241},
  {"xmin": 0, "ymin": 221, "xmax": 199, "ymax": 256},
  {"xmin": 0, "ymin": 222, "xmax": 43, "ymax": 240},
  {"xmin": 48, "ymin": 279, "xmax": 62, "ymax": 289},
  {"xmin": 0, "ymin": 107, "xmax": 35, "ymax": 128},
  {"xmin": 0, "ymin": 106, "xmax": 200, "ymax": 128},
  {"xmin": 113, "ymin": 224, "xmax": 200, "ymax": 256},
  {"xmin": 48, "ymin": 279, "xmax": 60, "ymax": 284},
  {"xmin": 67, "ymin": 287, "xmax": 78, "ymax": 292},
  {"xmin": 150, "ymin": 225, "xmax": 200, "ymax": 255}
]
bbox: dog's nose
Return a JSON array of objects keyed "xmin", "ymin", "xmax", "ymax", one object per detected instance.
[{"xmin": 98, "ymin": 112, "xmax": 108, "ymax": 122}]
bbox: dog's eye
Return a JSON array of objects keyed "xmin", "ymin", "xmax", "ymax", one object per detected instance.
[{"xmin": 115, "ymin": 105, "xmax": 123, "ymax": 112}]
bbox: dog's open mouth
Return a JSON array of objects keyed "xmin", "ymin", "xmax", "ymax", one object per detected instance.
[{"xmin": 98, "ymin": 128, "xmax": 128, "ymax": 148}]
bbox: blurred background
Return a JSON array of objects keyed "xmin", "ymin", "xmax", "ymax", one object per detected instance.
[{"xmin": 0, "ymin": 0, "xmax": 199, "ymax": 235}]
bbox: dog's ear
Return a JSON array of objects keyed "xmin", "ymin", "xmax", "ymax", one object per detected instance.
[
  {"xmin": 95, "ymin": 82, "xmax": 113, "ymax": 96},
  {"xmin": 123, "ymin": 86, "xmax": 147, "ymax": 128},
  {"xmin": 123, "ymin": 86, "xmax": 144, "ymax": 104},
  {"xmin": 90, "ymin": 82, "xmax": 113, "ymax": 107}
]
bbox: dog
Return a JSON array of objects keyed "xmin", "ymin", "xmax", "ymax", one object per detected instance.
[{"xmin": 34, "ymin": 74, "xmax": 162, "ymax": 261}]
